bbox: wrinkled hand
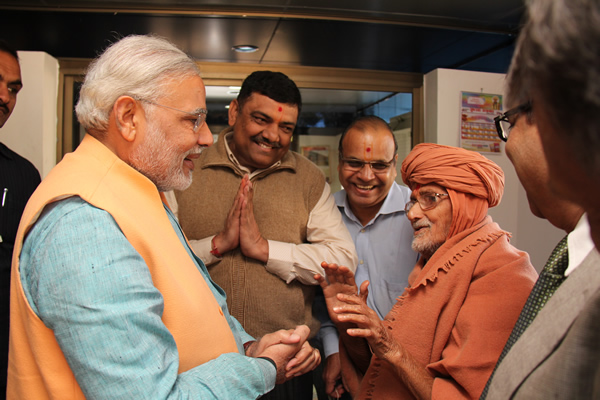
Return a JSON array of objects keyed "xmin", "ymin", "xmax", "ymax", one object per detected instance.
[
  {"xmin": 213, "ymin": 175, "xmax": 248, "ymax": 254},
  {"xmin": 314, "ymin": 262, "xmax": 360, "ymax": 328},
  {"xmin": 252, "ymin": 325, "xmax": 320, "ymax": 384},
  {"xmin": 323, "ymin": 353, "xmax": 346, "ymax": 398},
  {"xmin": 334, "ymin": 286, "xmax": 402, "ymax": 364},
  {"xmin": 239, "ymin": 178, "xmax": 269, "ymax": 262},
  {"xmin": 285, "ymin": 336, "xmax": 321, "ymax": 380}
]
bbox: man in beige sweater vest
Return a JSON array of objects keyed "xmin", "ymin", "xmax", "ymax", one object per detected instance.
[{"xmin": 175, "ymin": 71, "xmax": 357, "ymax": 399}]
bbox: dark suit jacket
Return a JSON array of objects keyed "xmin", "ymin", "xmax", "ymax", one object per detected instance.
[{"xmin": 486, "ymin": 249, "xmax": 600, "ymax": 399}]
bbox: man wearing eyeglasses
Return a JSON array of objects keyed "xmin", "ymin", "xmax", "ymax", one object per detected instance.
[
  {"xmin": 8, "ymin": 35, "xmax": 322, "ymax": 399},
  {"xmin": 481, "ymin": 0, "xmax": 600, "ymax": 398},
  {"xmin": 174, "ymin": 70, "xmax": 357, "ymax": 400},
  {"xmin": 317, "ymin": 116, "xmax": 417, "ymax": 398},
  {"xmin": 316, "ymin": 143, "xmax": 537, "ymax": 399}
]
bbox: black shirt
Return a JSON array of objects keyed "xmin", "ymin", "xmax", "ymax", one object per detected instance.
[{"xmin": 0, "ymin": 142, "xmax": 40, "ymax": 273}]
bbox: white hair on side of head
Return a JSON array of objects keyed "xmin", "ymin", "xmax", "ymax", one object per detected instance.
[{"xmin": 75, "ymin": 34, "xmax": 201, "ymax": 133}]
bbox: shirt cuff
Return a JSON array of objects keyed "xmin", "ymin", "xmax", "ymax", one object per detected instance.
[
  {"xmin": 265, "ymin": 240, "xmax": 297, "ymax": 284},
  {"xmin": 320, "ymin": 325, "xmax": 340, "ymax": 358},
  {"xmin": 189, "ymin": 236, "xmax": 221, "ymax": 266},
  {"xmin": 255, "ymin": 357, "xmax": 277, "ymax": 392}
]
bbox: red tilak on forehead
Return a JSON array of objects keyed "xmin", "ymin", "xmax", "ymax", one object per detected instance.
[
  {"xmin": 278, "ymin": 106, "xmax": 282, "ymax": 112},
  {"xmin": 366, "ymin": 147, "xmax": 371, "ymax": 152}
]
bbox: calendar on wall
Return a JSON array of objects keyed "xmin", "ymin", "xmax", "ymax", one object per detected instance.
[{"xmin": 460, "ymin": 91, "xmax": 503, "ymax": 154}]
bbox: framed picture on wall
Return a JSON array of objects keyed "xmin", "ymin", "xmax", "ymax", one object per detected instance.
[{"xmin": 301, "ymin": 146, "xmax": 332, "ymax": 183}]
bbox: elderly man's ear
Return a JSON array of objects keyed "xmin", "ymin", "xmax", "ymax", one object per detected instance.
[{"xmin": 113, "ymin": 96, "xmax": 142, "ymax": 142}]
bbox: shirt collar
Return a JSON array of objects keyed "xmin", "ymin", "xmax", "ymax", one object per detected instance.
[{"xmin": 566, "ymin": 213, "xmax": 594, "ymax": 276}]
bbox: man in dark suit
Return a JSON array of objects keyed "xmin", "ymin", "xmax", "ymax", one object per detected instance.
[{"xmin": 481, "ymin": 0, "xmax": 600, "ymax": 398}]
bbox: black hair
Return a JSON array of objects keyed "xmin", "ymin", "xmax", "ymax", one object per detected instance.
[
  {"xmin": 237, "ymin": 70, "xmax": 302, "ymax": 114},
  {"xmin": 0, "ymin": 40, "xmax": 19, "ymax": 61}
]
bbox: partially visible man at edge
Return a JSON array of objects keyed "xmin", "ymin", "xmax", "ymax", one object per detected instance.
[
  {"xmin": 173, "ymin": 70, "xmax": 357, "ymax": 400},
  {"xmin": 481, "ymin": 0, "xmax": 600, "ymax": 397},
  {"xmin": 318, "ymin": 115, "xmax": 417, "ymax": 398},
  {"xmin": 317, "ymin": 143, "xmax": 537, "ymax": 399},
  {"xmin": 0, "ymin": 40, "xmax": 40, "ymax": 400},
  {"xmin": 7, "ymin": 35, "xmax": 319, "ymax": 399}
]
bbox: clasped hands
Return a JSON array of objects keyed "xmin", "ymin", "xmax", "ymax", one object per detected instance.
[
  {"xmin": 212, "ymin": 175, "xmax": 269, "ymax": 262},
  {"xmin": 245, "ymin": 325, "xmax": 321, "ymax": 384}
]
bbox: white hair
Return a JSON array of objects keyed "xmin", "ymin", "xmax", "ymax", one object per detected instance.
[{"xmin": 75, "ymin": 34, "xmax": 200, "ymax": 133}]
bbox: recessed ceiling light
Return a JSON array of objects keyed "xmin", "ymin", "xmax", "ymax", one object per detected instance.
[{"xmin": 232, "ymin": 45, "xmax": 259, "ymax": 53}]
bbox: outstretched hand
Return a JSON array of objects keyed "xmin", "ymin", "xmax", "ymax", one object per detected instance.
[
  {"xmin": 314, "ymin": 262, "xmax": 360, "ymax": 327},
  {"xmin": 333, "ymin": 287, "xmax": 402, "ymax": 365}
]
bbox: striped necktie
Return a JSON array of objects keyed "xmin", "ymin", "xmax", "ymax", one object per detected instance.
[{"xmin": 480, "ymin": 235, "xmax": 569, "ymax": 399}]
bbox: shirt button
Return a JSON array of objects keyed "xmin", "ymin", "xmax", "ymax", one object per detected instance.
[
  {"xmin": 360, "ymin": 229, "xmax": 365, "ymax": 233},
  {"xmin": 359, "ymin": 260, "xmax": 364, "ymax": 265}
]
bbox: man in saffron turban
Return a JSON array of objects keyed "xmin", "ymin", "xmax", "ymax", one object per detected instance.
[{"xmin": 317, "ymin": 143, "xmax": 538, "ymax": 399}]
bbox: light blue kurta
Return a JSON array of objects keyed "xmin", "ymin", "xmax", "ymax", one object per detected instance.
[{"xmin": 19, "ymin": 196, "xmax": 275, "ymax": 399}]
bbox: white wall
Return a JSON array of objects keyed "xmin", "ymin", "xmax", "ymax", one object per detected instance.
[
  {"xmin": 2, "ymin": 51, "xmax": 59, "ymax": 178},
  {"xmin": 424, "ymin": 68, "xmax": 562, "ymax": 271}
]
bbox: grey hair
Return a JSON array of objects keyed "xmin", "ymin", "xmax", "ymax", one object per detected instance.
[
  {"xmin": 75, "ymin": 34, "xmax": 201, "ymax": 133},
  {"xmin": 507, "ymin": 0, "xmax": 600, "ymax": 175}
]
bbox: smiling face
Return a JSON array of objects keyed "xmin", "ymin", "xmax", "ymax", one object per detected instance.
[
  {"xmin": 0, "ymin": 51, "xmax": 22, "ymax": 128},
  {"xmin": 227, "ymin": 92, "xmax": 298, "ymax": 171},
  {"xmin": 338, "ymin": 125, "xmax": 397, "ymax": 223},
  {"xmin": 406, "ymin": 183, "xmax": 452, "ymax": 259},
  {"xmin": 130, "ymin": 75, "xmax": 213, "ymax": 192}
]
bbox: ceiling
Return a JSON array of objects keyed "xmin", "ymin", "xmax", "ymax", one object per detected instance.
[
  {"xmin": 0, "ymin": 0, "xmax": 525, "ymax": 74},
  {"xmin": 0, "ymin": 0, "xmax": 526, "ymax": 140}
]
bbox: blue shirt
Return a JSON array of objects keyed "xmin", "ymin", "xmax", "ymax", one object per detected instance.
[
  {"xmin": 334, "ymin": 182, "xmax": 418, "ymax": 319},
  {"xmin": 19, "ymin": 196, "xmax": 275, "ymax": 399}
]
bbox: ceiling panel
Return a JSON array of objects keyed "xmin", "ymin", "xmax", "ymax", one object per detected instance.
[{"xmin": 0, "ymin": 3, "xmax": 522, "ymax": 74}]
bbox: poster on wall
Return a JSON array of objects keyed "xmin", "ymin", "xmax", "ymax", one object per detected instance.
[{"xmin": 460, "ymin": 91, "xmax": 503, "ymax": 153}]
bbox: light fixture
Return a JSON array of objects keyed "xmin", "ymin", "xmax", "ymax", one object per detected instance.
[{"xmin": 232, "ymin": 44, "xmax": 259, "ymax": 53}]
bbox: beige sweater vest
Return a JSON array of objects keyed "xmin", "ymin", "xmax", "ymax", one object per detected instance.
[
  {"xmin": 176, "ymin": 128, "xmax": 325, "ymax": 338},
  {"xmin": 8, "ymin": 135, "xmax": 238, "ymax": 400}
]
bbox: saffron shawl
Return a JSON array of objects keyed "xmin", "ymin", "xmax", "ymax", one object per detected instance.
[{"xmin": 344, "ymin": 216, "xmax": 537, "ymax": 399}]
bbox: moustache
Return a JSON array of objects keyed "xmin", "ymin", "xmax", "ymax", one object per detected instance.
[
  {"xmin": 412, "ymin": 221, "xmax": 430, "ymax": 231},
  {"xmin": 186, "ymin": 146, "xmax": 206, "ymax": 157},
  {"xmin": 0, "ymin": 103, "xmax": 8, "ymax": 114},
  {"xmin": 252, "ymin": 136, "xmax": 282, "ymax": 149}
]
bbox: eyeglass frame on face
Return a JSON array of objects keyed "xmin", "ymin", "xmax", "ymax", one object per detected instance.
[
  {"xmin": 134, "ymin": 97, "xmax": 208, "ymax": 132},
  {"xmin": 404, "ymin": 191, "xmax": 449, "ymax": 213},
  {"xmin": 339, "ymin": 156, "xmax": 396, "ymax": 173},
  {"xmin": 494, "ymin": 101, "xmax": 532, "ymax": 142}
]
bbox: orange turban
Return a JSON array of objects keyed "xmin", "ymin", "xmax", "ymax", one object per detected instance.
[{"xmin": 401, "ymin": 143, "xmax": 504, "ymax": 207}]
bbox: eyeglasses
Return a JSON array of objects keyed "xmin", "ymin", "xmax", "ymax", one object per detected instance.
[
  {"xmin": 404, "ymin": 192, "xmax": 449, "ymax": 213},
  {"xmin": 494, "ymin": 102, "xmax": 532, "ymax": 142},
  {"xmin": 136, "ymin": 98, "xmax": 208, "ymax": 132},
  {"xmin": 340, "ymin": 156, "xmax": 396, "ymax": 173}
]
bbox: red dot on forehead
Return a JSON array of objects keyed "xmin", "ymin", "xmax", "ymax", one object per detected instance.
[
  {"xmin": 366, "ymin": 147, "xmax": 371, "ymax": 152},
  {"xmin": 278, "ymin": 106, "xmax": 282, "ymax": 112}
]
